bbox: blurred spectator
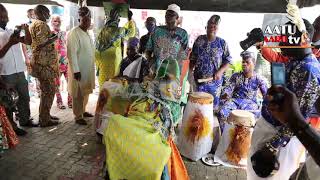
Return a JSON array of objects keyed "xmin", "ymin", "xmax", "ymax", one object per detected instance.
[
  {"xmin": 51, "ymin": 15, "xmax": 72, "ymax": 109},
  {"xmin": 139, "ymin": 17, "xmax": 156, "ymax": 54}
]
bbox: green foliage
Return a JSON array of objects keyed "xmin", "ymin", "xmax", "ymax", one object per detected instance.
[{"xmin": 225, "ymin": 60, "xmax": 242, "ymax": 77}]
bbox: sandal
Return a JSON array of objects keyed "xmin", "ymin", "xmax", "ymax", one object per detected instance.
[
  {"xmin": 40, "ymin": 120, "xmax": 59, "ymax": 127},
  {"xmin": 75, "ymin": 119, "xmax": 87, "ymax": 125}
]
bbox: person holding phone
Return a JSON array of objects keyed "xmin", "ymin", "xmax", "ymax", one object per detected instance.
[
  {"xmin": 29, "ymin": 5, "xmax": 60, "ymax": 127},
  {"xmin": 247, "ymin": 21, "xmax": 320, "ymax": 179},
  {"xmin": 267, "ymin": 86, "xmax": 320, "ymax": 179},
  {"xmin": 0, "ymin": 4, "xmax": 34, "ymax": 136}
]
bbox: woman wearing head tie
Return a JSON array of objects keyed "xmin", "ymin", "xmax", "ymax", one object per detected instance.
[{"xmin": 95, "ymin": 8, "xmax": 132, "ymax": 87}]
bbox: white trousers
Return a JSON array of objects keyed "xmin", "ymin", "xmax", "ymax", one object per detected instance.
[{"xmin": 247, "ymin": 118, "xmax": 306, "ymax": 180}]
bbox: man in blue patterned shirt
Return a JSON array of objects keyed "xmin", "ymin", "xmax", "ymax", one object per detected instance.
[
  {"xmin": 218, "ymin": 51, "xmax": 268, "ymax": 122},
  {"xmin": 190, "ymin": 15, "xmax": 232, "ymax": 109},
  {"xmin": 247, "ymin": 22, "xmax": 320, "ymax": 180}
]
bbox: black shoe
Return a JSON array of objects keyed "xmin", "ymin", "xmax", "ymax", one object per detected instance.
[
  {"xmin": 83, "ymin": 112, "xmax": 94, "ymax": 118},
  {"xmin": 20, "ymin": 121, "xmax": 39, "ymax": 127},
  {"xmin": 40, "ymin": 120, "xmax": 59, "ymax": 127},
  {"xmin": 75, "ymin": 119, "xmax": 87, "ymax": 125},
  {"xmin": 14, "ymin": 128, "xmax": 27, "ymax": 136},
  {"xmin": 50, "ymin": 115, "xmax": 60, "ymax": 120}
]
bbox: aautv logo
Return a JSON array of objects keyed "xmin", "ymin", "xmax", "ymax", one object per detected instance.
[
  {"xmin": 264, "ymin": 24, "xmax": 301, "ymax": 44},
  {"xmin": 262, "ymin": 24, "xmax": 314, "ymax": 49}
]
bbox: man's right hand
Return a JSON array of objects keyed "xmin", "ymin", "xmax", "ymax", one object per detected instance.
[
  {"xmin": 21, "ymin": 24, "xmax": 29, "ymax": 31},
  {"xmin": 74, "ymin": 72, "xmax": 81, "ymax": 81},
  {"xmin": 255, "ymin": 41, "xmax": 264, "ymax": 50},
  {"xmin": 266, "ymin": 86, "xmax": 303, "ymax": 125},
  {"xmin": 8, "ymin": 34, "xmax": 20, "ymax": 45}
]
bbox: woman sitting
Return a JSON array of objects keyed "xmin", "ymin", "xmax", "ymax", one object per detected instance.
[{"xmin": 119, "ymin": 37, "xmax": 149, "ymax": 82}]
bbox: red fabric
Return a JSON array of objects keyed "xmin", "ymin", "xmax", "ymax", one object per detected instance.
[
  {"xmin": 167, "ymin": 137, "xmax": 189, "ymax": 180},
  {"xmin": 261, "ymin": 47, "xmax": 320, "ymax": 63},
  {"xmin": 308, "ymin": 116, "xmax": 320, "ymax": 130},
  {"xmin": 260, "ymin": 48, "xmax": 289, "ymax": 63},
  {"xmin": 180, "ymin": 50, "xmax": 191, "ymax": 86},
  {"xmin": 312, "ymin": 48, "xmax": 320, "ymax": 60},
  {"xmin": 0, "ymin": 106, "xmax": 19, "ymax": 148}
]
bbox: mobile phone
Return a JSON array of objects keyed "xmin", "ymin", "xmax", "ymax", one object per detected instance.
[
  {"xmin": 13, "ymin": 26, "xmax": 22, "ymax": 36},
  {"xmin": 271, "ymin": 63, "xmax": 286, "ymax": 86}
]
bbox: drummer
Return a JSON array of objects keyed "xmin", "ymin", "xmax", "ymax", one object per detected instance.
[{"xmin": 218, "ymin": 51, "xmax": 268, "ymax": 122}]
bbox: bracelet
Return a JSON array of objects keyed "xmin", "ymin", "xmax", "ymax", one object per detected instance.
[
  {"xmin": 266, "ymin": 142, "xmax": 278, "ymax": 153},
  {"xmin": 266, "ymin": 126, "xmax": 294, "ymax": 153}
]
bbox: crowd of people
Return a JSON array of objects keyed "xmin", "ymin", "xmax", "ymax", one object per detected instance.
[{"xmin": 0, "ymin": 2, "xmax": 320, "ymax": 179}]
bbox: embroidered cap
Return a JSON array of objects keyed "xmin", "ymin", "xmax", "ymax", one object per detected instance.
[{"xmin": 167, "ymin": 4, "xmax": 180, "ymax": 17}]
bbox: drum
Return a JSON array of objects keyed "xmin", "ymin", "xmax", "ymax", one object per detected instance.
[
  {"xmin": 215, "ymin": 110, "xmax": 255, "ymax": 167},
  {"xmin": 94, "ymin": 79, "xmax": 130, "ymax": 135},
  {"xmin": 178, "ymin": 92, "xmax": 220, "ymax": 161}
]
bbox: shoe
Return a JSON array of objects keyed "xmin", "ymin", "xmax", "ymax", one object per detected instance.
[
  {"xmin": 75, "ymin": 119, "xmax": 87, "ymax": 125},
  {"xmin": 40, "ymin": 120, "xmax": 59, "ymax": 127},
  {"xmin": 57, "ymin": 103, "xmax": 66, "ymax": 110},
  {"xmin": 83, "ymin": 112, "xmax": 94, "ymax": 118},
  {"xmin": 20, "ymin": 121, "xmax": 39, "ymax": 127},
  {"xmin": 14, "ymin": 128, "xmax": 27, "ymax": 136},
  {"xmin": 50, "ymin": 115, "xmax": 60, "ymax": 120}
]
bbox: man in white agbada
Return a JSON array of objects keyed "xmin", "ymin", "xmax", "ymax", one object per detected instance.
[{"xmin": 67, "ymin": 7, "xmax": 95, "ymax": 125}]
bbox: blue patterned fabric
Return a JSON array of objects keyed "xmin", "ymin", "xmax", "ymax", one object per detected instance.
[
  {"xmin": 262, "ymin": 54, "xmax": 320, "ymax": 127},
  {"xmin": 191, "ymin": 35, "xmax": 232, "ymax": 107},
  {"xmin": 197, "ymin": 81, "xmax": 222, "ymax": 108},
  {"xmin": 191, "ymin": 35, "xmax": 232, "ymax": 80},
  {"xmin": 218, "ymin": 72, "xmax": 268, "ymax": 120},
  {"xmin": 146, "ymin": 26, "xmax": 189, "ymax": 73},
  {"xmin": 262, "ymin": 54, "xmax": 320, "ymax": 149}
]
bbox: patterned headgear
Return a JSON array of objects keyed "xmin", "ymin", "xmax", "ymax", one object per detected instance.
[
  {"xmin": 240, "ymin": 51, "xmax": 256, "ymax": 63},
  {"xmin": 208, "ymin": 15, "xmax": 221, "ymax": 25}
]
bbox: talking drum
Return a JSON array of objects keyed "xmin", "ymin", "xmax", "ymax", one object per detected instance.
[
  {"xmin": 215, "ymin": 110, "xmax": 256, "ymax": 167},
  {"xmin": 178, "ymin": 92, "xmax": 220, "ymax": 161}
]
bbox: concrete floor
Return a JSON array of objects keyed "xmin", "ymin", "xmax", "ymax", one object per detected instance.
[{"xmin": 0, "ymin": 93, "xmax": 246, "ymax": 180}]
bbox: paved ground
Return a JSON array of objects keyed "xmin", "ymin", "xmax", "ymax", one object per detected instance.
[{"xmin": 0, "ymin": 93, "xmax": 246, "ymax": 180}]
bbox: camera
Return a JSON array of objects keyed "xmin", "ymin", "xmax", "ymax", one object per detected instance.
[{"xmin": 240, "ymin": 28, "xmax": 264, "ymax": 51}]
